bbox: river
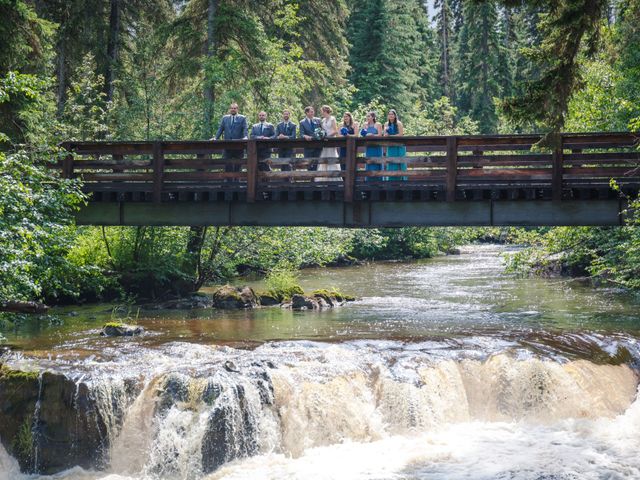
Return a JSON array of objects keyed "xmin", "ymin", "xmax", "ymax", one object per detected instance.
[{"xmin": 1, "ymin": 245, "xmax": 640, "ymax": 479}]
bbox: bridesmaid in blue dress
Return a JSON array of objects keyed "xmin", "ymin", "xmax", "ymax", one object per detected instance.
[
  {"xmin": 360, "ymin": 111, "xmax": 383, "ymax": 182},
  {"xmin": 383, "ymin": 109, "xmax": 407, "ymax": 181},
  {"xmin": 339, "ymin": 112, "xmax": 359, "ymax": 161}
]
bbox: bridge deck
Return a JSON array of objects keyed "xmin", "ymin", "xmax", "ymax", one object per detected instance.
[{"xmin": 55, "ymin": 132, "xmax": 640, "ymax": 226}]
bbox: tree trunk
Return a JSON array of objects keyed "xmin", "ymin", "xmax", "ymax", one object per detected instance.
[
  {"xmin": 56, "ymin": 37, "xmax": 66, "ymax": 116},
  {"xmin": 203, "ymin": 0, "xmax": 218, "ymax": 138},
  {"xmin": 105, "ymin": 0, "xmax": 121, "ymax": 102},
  {"xmin": 0, "ymin": 301, "xmax": 49, "ymax": 314},
  {"xmin": 182, "ymin": 226, "xmax": 207, "ymax": 293}
]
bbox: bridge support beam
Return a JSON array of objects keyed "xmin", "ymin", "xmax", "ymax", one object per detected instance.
[{"xmin": 75, "ymin": 200, "xmax": 625, "ymax": 227}]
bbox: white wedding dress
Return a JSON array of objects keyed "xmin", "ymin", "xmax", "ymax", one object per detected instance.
[{"xmin": 317, "ymin": 116, "xmax": 341, "ymax": 182}]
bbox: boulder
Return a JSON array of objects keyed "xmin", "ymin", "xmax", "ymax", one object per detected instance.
[
  {"xmin": 257, "ymin": 293, "xmax": 280, "ymax": 306},
  {"xmin": 212, "ymin": 286, "xmax": 259, "ymax": 309},
  {"xmin": 101, "ymin": 323, "xmax": 144, "ymax": 337},
  {"xmin": 0, "ymin": 366, "xmax": 135, "ymax": 474},
  {"xmin": 291, "ymin": 294, "xmax": 319, "ymax": 311}
]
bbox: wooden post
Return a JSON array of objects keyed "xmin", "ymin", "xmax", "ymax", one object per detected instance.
[
  {"xmin": 344, "ymin": 136, "xmax": 357, "ymax": 202},
  {"xmin": 446, "ymin": 136, "xmax": 458, "ymax": 202},
  {"xmin": 552, "ymin": 133, "xmax": 563, "ymax": 202},
  {"xmin": 246, "ymin": 139, "xmax": 258, "ymax": 203},
  {"xmin": 152, "ymin": 141, "xmax": 164, "ymax": 203},
  {"xmin": 62, "ymin": 153, "xmax": 74, "ymax": 179}
]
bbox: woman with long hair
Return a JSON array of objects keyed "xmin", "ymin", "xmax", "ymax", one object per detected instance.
[
  {"xmin": 339, "ymin": 112, "xmax": 359, "ymax": 161},
  {"xmin": 361, "ymin": 111, "xmax": 383, "ymax": 182},
  {"xmin": 383, "ymin": 109, "xmax": 407, "ymax": 181},
  {"xmin": 317, "ymin": 105, "xmax": 340, "ymax": 182}
]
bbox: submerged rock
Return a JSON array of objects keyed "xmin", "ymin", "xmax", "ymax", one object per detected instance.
[
  {"xmin": 212, "ymin": 286, "xmax": 259, "ymax": 309},
  {"xmin": 101, "ymin": 323, "xmax": 144, "ymax": 337}
]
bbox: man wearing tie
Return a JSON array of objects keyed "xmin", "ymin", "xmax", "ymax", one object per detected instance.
[
  {"xmin": 250, "ymin": 111, "xmax": 276, "ymax": 171},
  {"xmin": 214, "ymin": 102, "xmax": 248, "ymax": 174},
  {"xmin": 299, "ymin": 106, "xmax": 321, "ymax": 171},
  {"xmin": 275, "ymin": 109, "xmax": 297, "ymax": 171}
]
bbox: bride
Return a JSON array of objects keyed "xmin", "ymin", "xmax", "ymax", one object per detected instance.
[{"xmin": 316, "ymin": 105, "xmax": 341, "ymax": 182}]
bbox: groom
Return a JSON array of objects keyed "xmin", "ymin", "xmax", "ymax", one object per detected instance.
[{"xmin": 298, "ymin": 106, "xmax": 321, "ymax": 171}]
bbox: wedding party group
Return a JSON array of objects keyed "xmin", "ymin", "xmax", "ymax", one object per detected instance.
[{"xmin": 212, "ymin": 102, "xmax": 407, "ymax": 180}]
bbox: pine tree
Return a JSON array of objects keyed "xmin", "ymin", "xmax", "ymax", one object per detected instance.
[
  {"xmin": 348, "ymin": 0, "xmax": 436, "ymax": 112},
  {"xmin": 455, "ymin": 0, "xmax": 502, "ymax": 133},
  {"xmin": 434, "ymin": 0, "xmax": 455, "ymax": 100},
  {"xmin": 499, "ymin": 0, "xmax": 609, "ymax": 131}
]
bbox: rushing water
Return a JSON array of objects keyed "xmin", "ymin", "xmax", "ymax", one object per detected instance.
[{"xmin": 1, "ymin": 245, "xmax": 640, "ymax": 480}]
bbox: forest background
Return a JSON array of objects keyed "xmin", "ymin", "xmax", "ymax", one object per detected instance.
[{"xmin": 1, "ymin": 0, "xmax": 639, "ymax": 306}]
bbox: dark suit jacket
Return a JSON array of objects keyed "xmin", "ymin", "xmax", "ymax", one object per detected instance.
[
  {"xmin": 250, "ymin": 122, "xmax": 276, "ymax": 160},
  {"xmin": 276, "ymin": 121, "xmax": 297, "ymax": 158},
  {"xmin": 215, "ymin": 114, "xmax": 248, "ymax": 140},
  {"xmin": 299, "ymin": 117, "xmax": 321, "ymax": 161},
  {"xmin": 250, "ymin": 122, "xmax": 276, "ymax": 140}
]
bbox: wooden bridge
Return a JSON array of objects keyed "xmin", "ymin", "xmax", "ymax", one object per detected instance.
[{"xmin": 55, "ymin": 132, "xmax": 640, "ymax": 227}]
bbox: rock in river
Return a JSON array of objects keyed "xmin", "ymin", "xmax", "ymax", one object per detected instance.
[
  {"xmin": 212, "ymin": 285, "xmax": 259, "ymax": 309},
  {"xmin": 101, "ymin": 323, "xmax": 144, "ymax": 337}
]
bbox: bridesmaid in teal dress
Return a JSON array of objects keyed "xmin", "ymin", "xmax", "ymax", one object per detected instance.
[
  {"xmin": 383, "ymin": 109, "xmax": 407, "ymax": 181},
  {"xmin": 360, "ymin": 111, "xmax": 383, "ymax": 182}
]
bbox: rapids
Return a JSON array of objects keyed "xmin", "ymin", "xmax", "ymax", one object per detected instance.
[{"xmin": 1, "ymin": 245, "xmax": 640, "ymax": 479}]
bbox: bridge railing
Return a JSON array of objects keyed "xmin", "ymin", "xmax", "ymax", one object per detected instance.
[{"xmin": 56, "ymin": 132, "xmax": 639, "ymax": 203}]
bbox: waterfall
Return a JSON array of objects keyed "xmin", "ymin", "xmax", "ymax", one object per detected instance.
[{"xmin": 1, "ymin": 341, "xmax": 639, "ymax": 479}]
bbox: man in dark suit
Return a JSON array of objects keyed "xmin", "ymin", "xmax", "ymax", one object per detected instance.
[
  {"xmin": 213, "ymin": 102, "xmax": 248, "ymax": 174},
  {"xmin": 250, "ymin": 111, "xmax": 276, "ymax": 171},
  {"xmin": 298, "ymin": 106, "xmax": 321, "ymax": 171},
  {"xmin": 275, "ymin": 109, "xmax": 297, "ymax": 171}
]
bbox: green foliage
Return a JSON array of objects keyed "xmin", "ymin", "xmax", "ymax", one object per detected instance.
[
  {"xmin": 0, "ymin": 150, "xmax": 88, "ymax": 302},
  {"xmin": 12, "ymin": 415, "xmax": 34, "ymax": 461},
  {"xmin": 61, "ymin": 54, "xmax": 111, "ymax": 141},
  {"xmin": 347, "ymin": 227, "xmax": 484, "ymax": 261},
  {"xmin": 505, "ymin": 221, "xmax": 640, "ymax": 289},
  {"xmin": 500, "ymin": 0, "xmax": 608, "ymax": 131},
  {"xmin": 0, "ymin": 0, "xmax": 55, "ymax": 75},
  {"xmin": 348, "ymin": 0, "xmax": 438, "ymax": 112},
  {"xmin": 455, "ymin": 0, "xmax": 502, "ymax": 133},
  {"xmin": 0, "ymin": 72, "xmax": 51, "ymax": 145},
  {"xmin": 264, "ymin": 268, "xmax": 304, "ymax": 302}
]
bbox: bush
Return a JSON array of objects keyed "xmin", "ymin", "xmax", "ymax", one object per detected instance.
[{"xmin": 264, "ymin": 268, "xmax": 304, "ymax": 302}]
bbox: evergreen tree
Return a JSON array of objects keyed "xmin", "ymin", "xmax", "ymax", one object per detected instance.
[
  {"xmin": 348, "ymin": 0, "xmax": 436, "ymax": 112},
  {"xmin": 455, "ymin": 0, "xmax": 502, "ymax": 133},
  {"xmin": 434, "ymin": 0, "xmax": 455, "ymax": 100},
  {"xmin": 499, "ymin": 0, "xmax": 609, "ymax": 131},
  {"xmin": 614, "ymin": 0, "xmax": 640, "ymax": 126}
]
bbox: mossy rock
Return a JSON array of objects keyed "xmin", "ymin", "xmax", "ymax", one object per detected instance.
[
  {"xmin": 212, "ymin": 285, "xmax": 259, "ymax": 309},
  {"xmin": 103, "ymin": 321, "xmax": 124, "ymax": 329},
  {"xmin": 101, "ymin": 323, "xmax": 143, "ymax": 337},
  {"xmin": 312, "ymin": 289, "xmax": 356, "ymax": 303},
  {"xmin": 257, "ymin": 292, "xmax": 280, "ymax": 306},
  {"xmin": 0, "ymin": 365, "xmax": 39, "ymax": 381},
  {"xmin": 266, "ymin": 285, "xmax": 304, "ymax": 303}
]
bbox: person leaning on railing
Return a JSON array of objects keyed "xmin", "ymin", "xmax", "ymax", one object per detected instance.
[
  {"xmin": 275, "ymin": 109, "xmax": 297, "ymax": 171},
  {"xmin": 250, "ymin": 111, "xmax": 276, "ymax": 172},
  {"xmin": 212, "ymin": 101, "xmax": 248, "ymax": 178},
  {"xmin": 339, "ymin": 112, "xmax": 359, "ymax": 171},
  {"xmin": 383, "ymin": 109, "xmax": 407, "ymax": 181},
  {"xmin": 360, "ymin": 111, "xmax": 383, "ymax": 182}
]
